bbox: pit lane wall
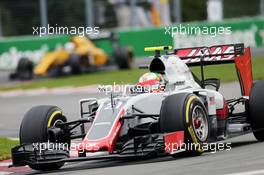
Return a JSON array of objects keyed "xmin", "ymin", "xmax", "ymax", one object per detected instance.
[{"xmin": 0, "ymin": 17, "xmax": 264, "ymax": 70}]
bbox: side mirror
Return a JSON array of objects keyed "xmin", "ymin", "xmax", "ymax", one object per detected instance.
[{"xmin": 203, "ymin": 78, "xmax": 220, "ymax": 91}]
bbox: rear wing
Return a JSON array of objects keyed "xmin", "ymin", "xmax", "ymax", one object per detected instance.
[
  {"xmin": 175, "ymin": 43, "xmax": 245, "ymax": 66},
  {"xmin": 174, "ymin": 43, "xmax": 252, "ymax": 96}
]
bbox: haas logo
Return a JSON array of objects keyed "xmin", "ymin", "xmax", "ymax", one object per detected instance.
[{"xmin": 177, "ymin": 45, "xmax": 236, "ymax": 63}]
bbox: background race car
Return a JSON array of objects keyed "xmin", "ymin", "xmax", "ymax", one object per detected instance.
[{"xmin": 9, "ymin": 33, "xmax": 134, "ymax": 80}]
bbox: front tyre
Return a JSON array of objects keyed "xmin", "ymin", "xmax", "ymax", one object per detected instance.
[
  {"xmin": 159, "ymin": 93, "xmax": 209, "ymax": 156},
  {"xmin": 20, "ymin": 105, "xmax": 68, "ymax": 171}
]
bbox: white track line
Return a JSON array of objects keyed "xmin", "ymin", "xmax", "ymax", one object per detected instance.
[
  {"xmin": 0, "ymin": 172, "xmax": 11, "ymax": 175},
  {"xmin": 0, "ymin": 86, "xmax": 99, "ymax": 97},
  {"xmin": 7, "ymin": 137, "xmax": 19, "ymax": 141},
  {"xmin": 0, "ymin": 162, "xmax": 11, "ymax": 167},
  {"xmin": 225, "ymin": 169, "xmax": 264, "ymax": 175}
]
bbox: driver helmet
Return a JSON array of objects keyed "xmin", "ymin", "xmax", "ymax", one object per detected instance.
[
  {"xmin": 64, "ymin": 42, "xmax": 75, "ymax": 52},
  {"xmin": 137, "ymin": 72, "xmax": 165, "ymax": 93}
]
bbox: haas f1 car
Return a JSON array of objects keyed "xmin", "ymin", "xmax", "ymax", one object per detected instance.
[{"xmin": 10, "ymin": 43, "xmax": 264, "ymax": 171}]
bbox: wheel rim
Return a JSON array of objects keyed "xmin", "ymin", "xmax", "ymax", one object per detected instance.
[
  {"xmin": 47, "ymin": 118, "xmax": 64, "ymax": 142},
  {"xmin": 52, "ymin": 119, "xmax": 63, "ymax": 127},
  {"xmin": 191, "ymin": 106, "xmax": 208, "ymax": 142}
]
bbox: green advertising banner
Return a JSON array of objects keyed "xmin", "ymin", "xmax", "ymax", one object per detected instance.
[
  {"xmin": 0, "ymin": 36, "xmax": 70, "ymax": 69},
  {"xmin": 118, "ymin": 17, "xmax": 264, "ymax": 57},
  {"xmin": 0, "ymin": 17, "xmax": 264, "ymax": 69},
  {"xmin": 170, "ymin": 17, "xmax": 264, "ymax": 49}
]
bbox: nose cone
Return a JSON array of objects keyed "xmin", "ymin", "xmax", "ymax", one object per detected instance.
[{"xmin": 78, "ymin": 108, "xmax": 124, "ymax": 154}]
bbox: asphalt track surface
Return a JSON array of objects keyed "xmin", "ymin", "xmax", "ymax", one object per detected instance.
[{"xmin": 0, "ymin": 82, "xmax": 264, "ymax": 175}]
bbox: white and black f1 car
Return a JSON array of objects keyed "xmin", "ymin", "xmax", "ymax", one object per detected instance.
[{"xmin": 10, "ymin": 43, "xmax": 264, "ymax": 171}]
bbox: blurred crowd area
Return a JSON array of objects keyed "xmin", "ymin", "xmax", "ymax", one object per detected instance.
[{"xmin": 0, "ymin": 0, "xmax": 262, "ymax": 37}]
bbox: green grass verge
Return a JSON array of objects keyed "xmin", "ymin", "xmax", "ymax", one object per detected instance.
[
  {"xmin": 0, "ymin": 57, "xmax": 264, "ymax": 91},
  {"xmin": 0, "ymin": 137, "xmax": 19, "ymax": 160},
  {"xmin": 0, "ymin": 69, "xmax": 148, "ymax": 91}
]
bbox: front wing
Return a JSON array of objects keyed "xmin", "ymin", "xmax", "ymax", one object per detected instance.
[{"xmin": 10, "ymin": 131, "xmax": 184, "ymax": 167}]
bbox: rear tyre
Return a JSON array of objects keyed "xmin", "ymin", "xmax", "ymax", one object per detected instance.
[
  {"xmin": 159, "ymin": 93, "xmax": 209, "ymax": 156},
  {"xmin": 249, "ymin": 80, "xmax": 264, "ymax": 141},
  {"xmin": 20, "ymin": 105, "xmax": 68, "ymax": 171},
  {"xmin": 14, "ymin": 57, "xmax": 33, "ymax": 80},
  {"xmin": 114, "ymin": 47, "xmax": 133, "ymax": 69}
]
